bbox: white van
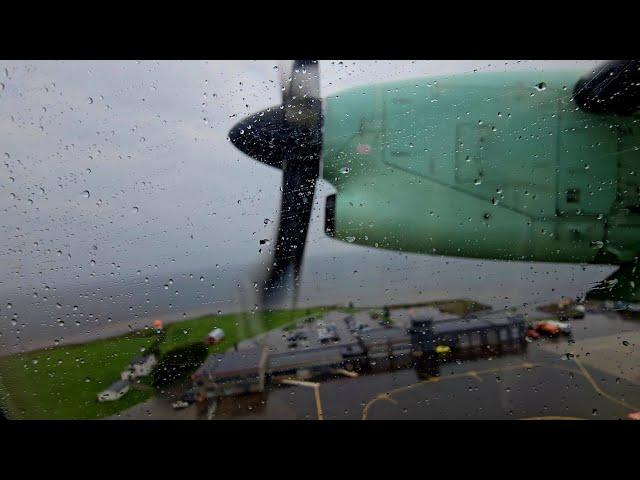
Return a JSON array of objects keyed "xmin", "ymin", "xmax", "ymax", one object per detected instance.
[
  {"xmin": 318, "ymin": 324, "xmax": 339, "ymax": 343},
  {"xmin": 206, "ymin": 328, "xmax": 226, "ymax": 345},
  {"xmin": 318, "ymin": 325, "xmax": 331, "ymax": 343}
]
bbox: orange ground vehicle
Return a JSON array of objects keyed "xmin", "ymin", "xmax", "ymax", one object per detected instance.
[
  {"xmin": 526, "ymin": 328, "xmax": 540, "ymax": 339},
  {"xmin": 534, "ymin": 322, "xmax": 561, "ymax": 336}
]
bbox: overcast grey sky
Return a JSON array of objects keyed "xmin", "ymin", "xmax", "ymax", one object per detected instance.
[{"xmin": 0, "ymin": 60, "xmax": 602, "ymax": 299}]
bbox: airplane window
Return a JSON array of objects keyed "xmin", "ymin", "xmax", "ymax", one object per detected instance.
[{"xmin": 1, "ymin": 60, "xmax": 640, "ymax": 422}]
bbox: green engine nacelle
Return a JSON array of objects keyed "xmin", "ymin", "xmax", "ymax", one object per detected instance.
[{"xmin": 322, "ymin": 70, "xmax": 640, "ymax": 266}]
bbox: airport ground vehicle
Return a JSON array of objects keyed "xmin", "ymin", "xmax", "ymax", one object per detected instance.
[
  {"xmin": 287, "ymin": 331, "xmax": 307, "ymax": 342},
  {"xmin": 172, "ymin": 400, "xmax": 190, "ymax": 410},
  {"xmin": 206, "ymin": 328, "xmax": 226, "ymax": 345},
  {"xmin": 181, "ymin": 390, "xmax": 197, "ymax": 404},
  {"xmin": 526, "ymin": 328, "xmax": 540, "ymax": 339},
  {"xmin": 318, "ymin": 324, "xmax": 339, "ymax": 343},
  {"xmin": 542, "ymin": 320, "xmax": 572, "ymax": 334},
  {"xmin": 354, "ymin": 321, "xmax": 370, "ymax": 333},
  {"xmin": 534, "ymin": 322, "xmax": 561, "ymax": 336},
  {"xmin": 559, "ymin": 305, "xmax": 586, "ymax": 320}
]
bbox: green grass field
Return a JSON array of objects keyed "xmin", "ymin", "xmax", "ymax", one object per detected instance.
[
  {"xmin": 160, "ymin": 307, "xmax": 327, "ymax": 355},
  {"xmin": 0, "ymin": 307, "xmax": 326, "ymax": 420}
]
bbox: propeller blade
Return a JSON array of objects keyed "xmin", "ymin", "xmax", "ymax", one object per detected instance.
[
  {"xmin": 262, "ymin": 60, "xmax": 322, "ymax": 307},
  {"xmin": 262, "ymin": 147, "xmax": 319, "ymax": 307},
  {"xmin": 282, "ymin": 60, "xmax": 321, "ymax": 128},
  {"xmin": 228, "ymin": 60, "xmax": 323, "ymax": 309}
]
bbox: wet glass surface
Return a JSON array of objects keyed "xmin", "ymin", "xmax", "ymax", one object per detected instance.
[{"xmin": 1, "ymin": 60, "xmax": 639, "ymax": 421}]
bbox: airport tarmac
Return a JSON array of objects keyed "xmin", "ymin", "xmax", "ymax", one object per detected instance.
[
  {"xmin": 213, "ymin": 341, "xmax": 640, "ymax": 420},
  {"xmin": 114, "ymin": 307, "xmax": 640, "ymax": 420}
]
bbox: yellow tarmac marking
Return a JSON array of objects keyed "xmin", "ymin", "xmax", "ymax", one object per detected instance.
[
  {"xmin": 278, "ymin": 379, "xmax": 319, "ymax": 388},
  {"xmin": 376, "ymin": 393, "xmax": 398, "ymax": 405},
  {"xmin": 314, "ymin": 386, "xmax": 324, "ymax": 421},
  {"xmin": 361, "ymin": 357, "xmax": 640, "ymax": 420},
  {"xmin": 332, "ymin": 368, "xmax": 359, "ymax": 378},
  {"xmin": 278, "ymin": 378, "xmax": 324, "ymax": 420},
  {"xmin": 361, "ymin": 363, "xmax": 533, "ymax": 420},
  {"xmin": 572, "ymin": 356, "xmax": 639, "ymax": 412}
]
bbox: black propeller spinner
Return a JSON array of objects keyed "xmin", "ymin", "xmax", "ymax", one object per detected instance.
[{"xmin": 228, "ymin": 60, "xmax": 323, "ymax": 309}]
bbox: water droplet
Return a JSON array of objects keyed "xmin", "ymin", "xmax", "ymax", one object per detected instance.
[
  {"xmin": 591, "ymin": 241, "xmax": 604, "ymax": 249},
  {"xmin": 535, "ymin": 82, "xmax": 547, "ymax": 91},
  {"xmin": 346, "ymin": 236, "xmax": 356, "ymax": 243},
  {"xmin": 131, "ymin": 206, "xmax": 139, "ymax": 214},
  {"xmin": 81, "ymin": 190, "xmax": 90, "ymax": 199}
]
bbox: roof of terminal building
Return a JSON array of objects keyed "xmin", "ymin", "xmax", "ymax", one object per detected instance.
[
  {"xmin": 193, "ymin": 346, "xmax": 268, "ymax": 380},
  {"xmin": 269, "ymin": 345, "xmax": 357, "ymax": 371},
  {"xmin": 357, "ymin": 327, "xmax": 411, "ymax": 346},
  {"xmin": 430, "ymin": 313, "xmax": 525, "ymax": 335},
  {"xmin": 393, "ymin": 306, "xmax": 459, "ymax": 324}
]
